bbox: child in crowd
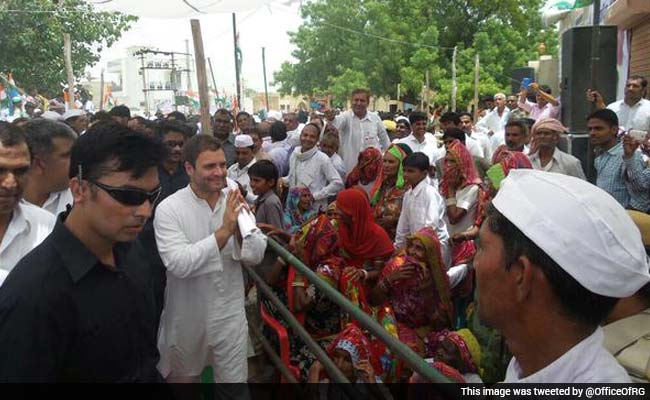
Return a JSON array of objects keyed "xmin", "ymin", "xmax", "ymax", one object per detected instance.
[
  {"xmin": 394, "ymin": 152, "xmax": 451, "ymax": 269},
  {"xmin": 319, "ymin": 132, "xmax": 347, "ymax": 181}
]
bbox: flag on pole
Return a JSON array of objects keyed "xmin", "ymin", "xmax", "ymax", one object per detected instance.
[{"xmin": 550, "ymin": 0, "xmax": 594, "ymax": 10}]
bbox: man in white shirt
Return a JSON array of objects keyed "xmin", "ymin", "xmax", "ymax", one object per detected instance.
[
  {"xmin": 268, "ymin": 120, "xmax": 291, "ymax": 177},
  {"xmin": 527, "ymin": 118, "xmax": 586, "ymax": 179},
  {"xmin": 477, "ymin": 93, "xmax": 511, "ymax": 150},
  {"xmin": 324, "ymin": 88, "xmax": 390, "ymax": 174},
  {"xmin": 475, "ymin": 170, "xmax": 650, "ymax": 383},
  {"xmin": 227, "ymin": 134, "xmax": 257, "ymax": 205},
  {"xmin": 155, "ymin": 134, "xmax": 266, "ymax": 383},
  {"xmin": 459, "ymin": 112, "xmax": 493, "ymax": 161},
  {"xmin": 395, "ymin": 152, "xmax": 451, "ymax": 268},
  {"xmin": 21, "ymin": 119, "xmax": 77, "ymax": 216},
  {"xmin": 504, "ymin": 120, "xmax": 531, "ymax": 155},
  {"xmin": 285, "ymin": 123, "xmax": 343, "ymax": 211},
  {"xmin": 283, "ymin": 112, "xmax": 303, "ymax": 147},
  {"xmin": 0, "ymin": 126, "xmax": 55, "ymax": 274},
  {"xmin": 589, "ymin": 75, "xmax": 650, "ymax": 132},
  {"xmin": 397, "ymin": 111, "xmax": 445, "ymax": 165}
]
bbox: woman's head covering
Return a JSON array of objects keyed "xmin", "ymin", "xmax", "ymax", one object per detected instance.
[
  {"xmin": 440, "ymin": 139, "xmax": 481, "ymax": 197},
  {"xmin": 409, "ymin": 361, "xmax": 466, "ymax": 383},
  {"xmin": 380, "ymin": 143, "xmax": 411, "ymax": 191},
  {"xmin": 530, "ymin": 117, "xmax": 567, "ymax": 136},
  {"xmin": 336, "ymin": 188, "xmax": 394, "ymax": 262},
  {"xmin": 294, "ymin": 214, "xmax": 340, "ymax": 269},
  {"xmin": 345, "ymin": 147, "xmax": 383, "ymax": 190},
  {"xmin": 407, "ymin": 227, "xmax": 454, "ymax": 326},
  {"xmin": 428, "ymin": 329, "xmax": 481, "ymax": 375},
  {"xmin": 328, "ymin": 324, "xmax": 380, "ymax": 372},
  {"xmin": 283, "ymin": 186, "xmax": 317, "ymax": 232},
  {"xmin": 487, "ymin": 149, "xmax": 533, "ymax": 190}
]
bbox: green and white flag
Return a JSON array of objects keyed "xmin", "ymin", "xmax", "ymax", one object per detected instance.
[{"xmin": 551, "ymin": 0, "xmax": 594, "ymax": 10}]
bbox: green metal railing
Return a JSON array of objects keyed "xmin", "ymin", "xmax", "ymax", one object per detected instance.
[{"xmin": 251, "ymin": 236, "xmax": 461, "ymax": 397}]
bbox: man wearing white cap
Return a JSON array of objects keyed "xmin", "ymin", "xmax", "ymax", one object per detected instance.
[
  {"xmin": 62, "ymin": 109, "xmax": 88, "ymax": 135},
  {"xmin": 474, "ymin": 169, "xmax": 650, "ymax": 383},
  {"xmin": 227, "ymin": 134, "xmax": 257, "ymax": 205}
]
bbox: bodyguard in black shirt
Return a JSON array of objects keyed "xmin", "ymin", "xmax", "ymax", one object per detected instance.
[{"xmin": 0, "ymin": 122, "xmax": 167, "ymax": 382}]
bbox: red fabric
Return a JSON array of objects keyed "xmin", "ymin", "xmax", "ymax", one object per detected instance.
[
  {"xmin": 327, "ymin": 323, "xmax": 383, "ymax": 374},
  {"xmin": 440, "ymin": 139, "xmax": 482, "ymax": 198},
  {"xmin": 336, "ymin": 188, "xmax": 394, "ymax": 264},
  {"xmin": 345, "ymin": 147, "xmax": 383, "ymax": 191},
  {"xmin": 408, "ymin": 361, "xmax": 466, "ymax": 383}
]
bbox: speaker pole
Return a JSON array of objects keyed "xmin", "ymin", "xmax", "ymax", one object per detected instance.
[{"xmin": 587, "ymin": 0, "xmax": 601, "ymax": 182}]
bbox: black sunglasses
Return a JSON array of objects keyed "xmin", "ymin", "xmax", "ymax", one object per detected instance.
[{"xmin": 90, "ymin": 180, "xmax": 162, "ymax": 206}]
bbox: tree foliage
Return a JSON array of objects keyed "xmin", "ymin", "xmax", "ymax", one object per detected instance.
[
  {"xmin": 0, "ymin": 0, "xmax": 137, "ymax": 96},
  {"xmin": 273, "ymin": 0, "xmax": 558, "ymax": 108}
]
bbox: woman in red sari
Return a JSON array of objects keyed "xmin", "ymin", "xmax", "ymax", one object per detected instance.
[
  {"xmin": 440, "ymin": 139, "xmax": 483, "ymax": 266},
  {"xmin": 372, "ymin": 143, "xmax": 412, "ymax": 240},
  {"xmin": 333, "ymin": 188, "xmax": 395, "ymax": 320},
  {"xmin": 345, "ymin": 147, "xmax": 383, "ymax": 198}
]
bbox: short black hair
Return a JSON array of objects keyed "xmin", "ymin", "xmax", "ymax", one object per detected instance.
[
  {"xmin": 402, "ymin": 152, "xmax": 430, "ymax": 171},
  {"xmin": 182, "ymin": 134, "xmax": 222, "ymax": 167},
  {"xmin": 23, "ymin": 119, "xmax": 77, "ymax": 158},
  {"xmin": 69, "ymin": 122, "xmax": 166, "ymax": 181},
  {"xmin": 628, "ymin": 75, "xmax": 648, "ymax": 89},
  {"xmin": 505, "ymin": 119, "xmax": 529, "ymax": 136},
  {"xmin": 587, "ymin": 108, "xmax": 619, "ymax": 128},
  {"xmin": 236, "ymin": 111, "xmax": 251, "ymax": 121},
  {"xmin": 485, "ymin": 203, "xmax": 619, "ymax": 327},
  {"xmin": 214, "ymin": 108, "xmax": 233, "ymax": 122},
  {"xmin": 439, "ymin": 112, "xmax": 460, "ymax": 126},
  {"xmin": 248, "ymin": 159, "xmax": 279, "ymax": 184},
  {"xmin": 270, "ymin": 121, "xmax": 287, "ymax": 142},
  {"xmin": 166, "ymin": 111, "xmax": 187, "ymax": 122},
  {"xmin": 458, "ymin": 112, "xmax": 473, "ymax": 121},
  {"xmin": 108, "ymin": 105, "xmax": 131, "ymax": 118},
  {"xmin": 0, "ymin": 125, "xmax": 30, "ymax": 160},
  {"xmin": 538, "ymin": 84, "xmax": 552, "ymax": 95},
  {"xmin": 156, "ymin": 120, "xmax": 192, "ymax": 139},
  {"xmin": 443, "ymin": 127, "xmax": 466, "ymax": 145},
  {"xmin": 409, "ymin": 111, "xmax": 427, "ymax": 125},
  {"xmin": 90, "ymin": 110, "xmax": 111, "ymax": 124}
]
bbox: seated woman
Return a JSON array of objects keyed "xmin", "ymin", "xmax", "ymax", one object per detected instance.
[
  {"xmin": 440, "ymin": 139, "xmax": 482, "ymax": 266},
  {"xmin": 283, "ymin": 186, "xmax": 317, "ymax": 234},
  {"xmin": 290, "ymin": 215, "xmax": 344, "ymax": 377},
  {"xmin": 427, "ymin": 329, "xmax": 483, "ymax": 384},
  {"xmin": 370, "ymin": 226, "xmax": 454, "ymax": 328},
  {"xmin": 409, "ymin": 361, "xmax": 466, "ymax": 384},
  {"xmin": 372, "ymin": 143, "xmax": 412, "ymax": 240},
  {"xmin": 369, "ymin": 227, "xmax": 455, "ymax": 381},
  {"xmin": 334, "ymin": 188, "xmax": 394, "ymax": 317},
  {"xmin": 308, "ymin": 324, "xmax": 382, "ymax": 384},
  {"xmin": 345, "ymin": 147, "xmax": 383, "ymax": 197}
]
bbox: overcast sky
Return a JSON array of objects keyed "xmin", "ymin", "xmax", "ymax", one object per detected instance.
[{"xmin": 90, "ymin": 2, "xmax": 303, "ymax": 94}]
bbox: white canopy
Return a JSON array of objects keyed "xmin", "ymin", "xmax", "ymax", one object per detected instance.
[{"xmin": 89, "ymin": 0, "xmax": 279, "ymax": 18}]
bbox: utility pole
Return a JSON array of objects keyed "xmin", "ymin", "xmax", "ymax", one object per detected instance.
[
  {"xmin": 262, "ymin": 47, "xmax": 270, "ymax": 111},
  {"xmin": 99, "ymin": 69, "xmax": 105, "ymax": 111},
  {"xmin": 208, "ymin": 57, "xmax": 218, "ymax": 99},
  {"xmin": 63, "ymin": 33, "xmax": 76, "ymax": 109},
  {"xmin": 190, "ymin": 19, "xmax": 212, "ymax": 134},
  {"xmin": 232, "ymin": 13, "xmax": 242, "ymax": 109},
  {"xmin": 451, "ymin": 46, "xmax": 458, "ymax": 111},
  {"xmin": 185, "ymin": 39, "xmax": 192, "ymax": 92},
  {"xmin": 473, "ymin": 53, "xmax": 480, "ymax": 122}
]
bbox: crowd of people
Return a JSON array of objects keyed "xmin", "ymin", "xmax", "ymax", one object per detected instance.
[{"xmin": 0, "ymin": 79, "xmax": 649, "ymax": 387}]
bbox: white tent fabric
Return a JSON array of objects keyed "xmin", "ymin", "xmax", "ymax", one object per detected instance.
[{"xmin": 89, "ymin": 0, "xmax": 279, "ymax": 18}]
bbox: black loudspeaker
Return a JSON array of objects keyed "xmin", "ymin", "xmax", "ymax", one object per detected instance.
[
  {"xmin": 510, "ymin": 67, "xmax": 536, "ymax": 95},
  {"xmin": 561, "ymin": 26, "xmax": 618, "ymax": 133}
]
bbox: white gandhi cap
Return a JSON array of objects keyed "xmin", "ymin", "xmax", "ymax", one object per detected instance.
[
  {"xmin": 234, "ymin": 134, "xmax": 254, "ymax": 148},
  {"xmin": 493, "ymin": 169, "xmax": 650, "ymax": 298}
]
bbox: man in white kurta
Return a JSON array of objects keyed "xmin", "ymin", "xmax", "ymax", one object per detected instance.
[
  {"xmin": 325, "ymin": 89, "xmax": 390, "ymax": 174},
  {"xmin": 154, "ymin": 135, "xmax": 266, "ymax": 383}
]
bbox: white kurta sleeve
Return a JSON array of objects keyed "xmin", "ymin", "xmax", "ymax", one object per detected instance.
[
  {"xmin": 239, "ymin": 230, "xmax": 267, "ymax": 267},
  {"xmin": 394, "ymin": 195, "xmax": 410, "ymax": 249},
  {"xmin": 312, "ymin": 157, "xmax": 344, "ymax": 201},
  {"xmin": 154, "ymin": 204, "xmax": 223, "ymax": 279},
  {"xmin": 377, "ymin": 120, "xmax": 390, "ymax": 150}
]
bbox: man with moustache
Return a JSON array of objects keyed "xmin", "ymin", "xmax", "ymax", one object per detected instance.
[
  {"xmin": 0, "ymin": 122, "xmax": 166, "ymax": 381},
  {"xmin": 154, "ymin": 134, "xmax": 266, "ymax": 383}
]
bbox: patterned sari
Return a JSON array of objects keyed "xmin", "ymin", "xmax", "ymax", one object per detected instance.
[
  {"xmin": 372, "ymin": 143, "xmax": 410, "ymax": 240},
  {"xmin": 283, "ymin": 186, "xmax": 317, "ymax": 234}
]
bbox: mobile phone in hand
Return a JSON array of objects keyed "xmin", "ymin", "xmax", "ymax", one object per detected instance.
[{"xmin": 629, "ymin": 129, "xmax": 647, "ymax": 141}]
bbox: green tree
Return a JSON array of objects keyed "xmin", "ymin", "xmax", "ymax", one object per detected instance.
[
  {"xmin": 273, "ymin": 0, "xmax": 557, "ymax": 107},
  {"xmin": 0, "ymin": 0, "xmax": 137, "ymax": 96}
]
